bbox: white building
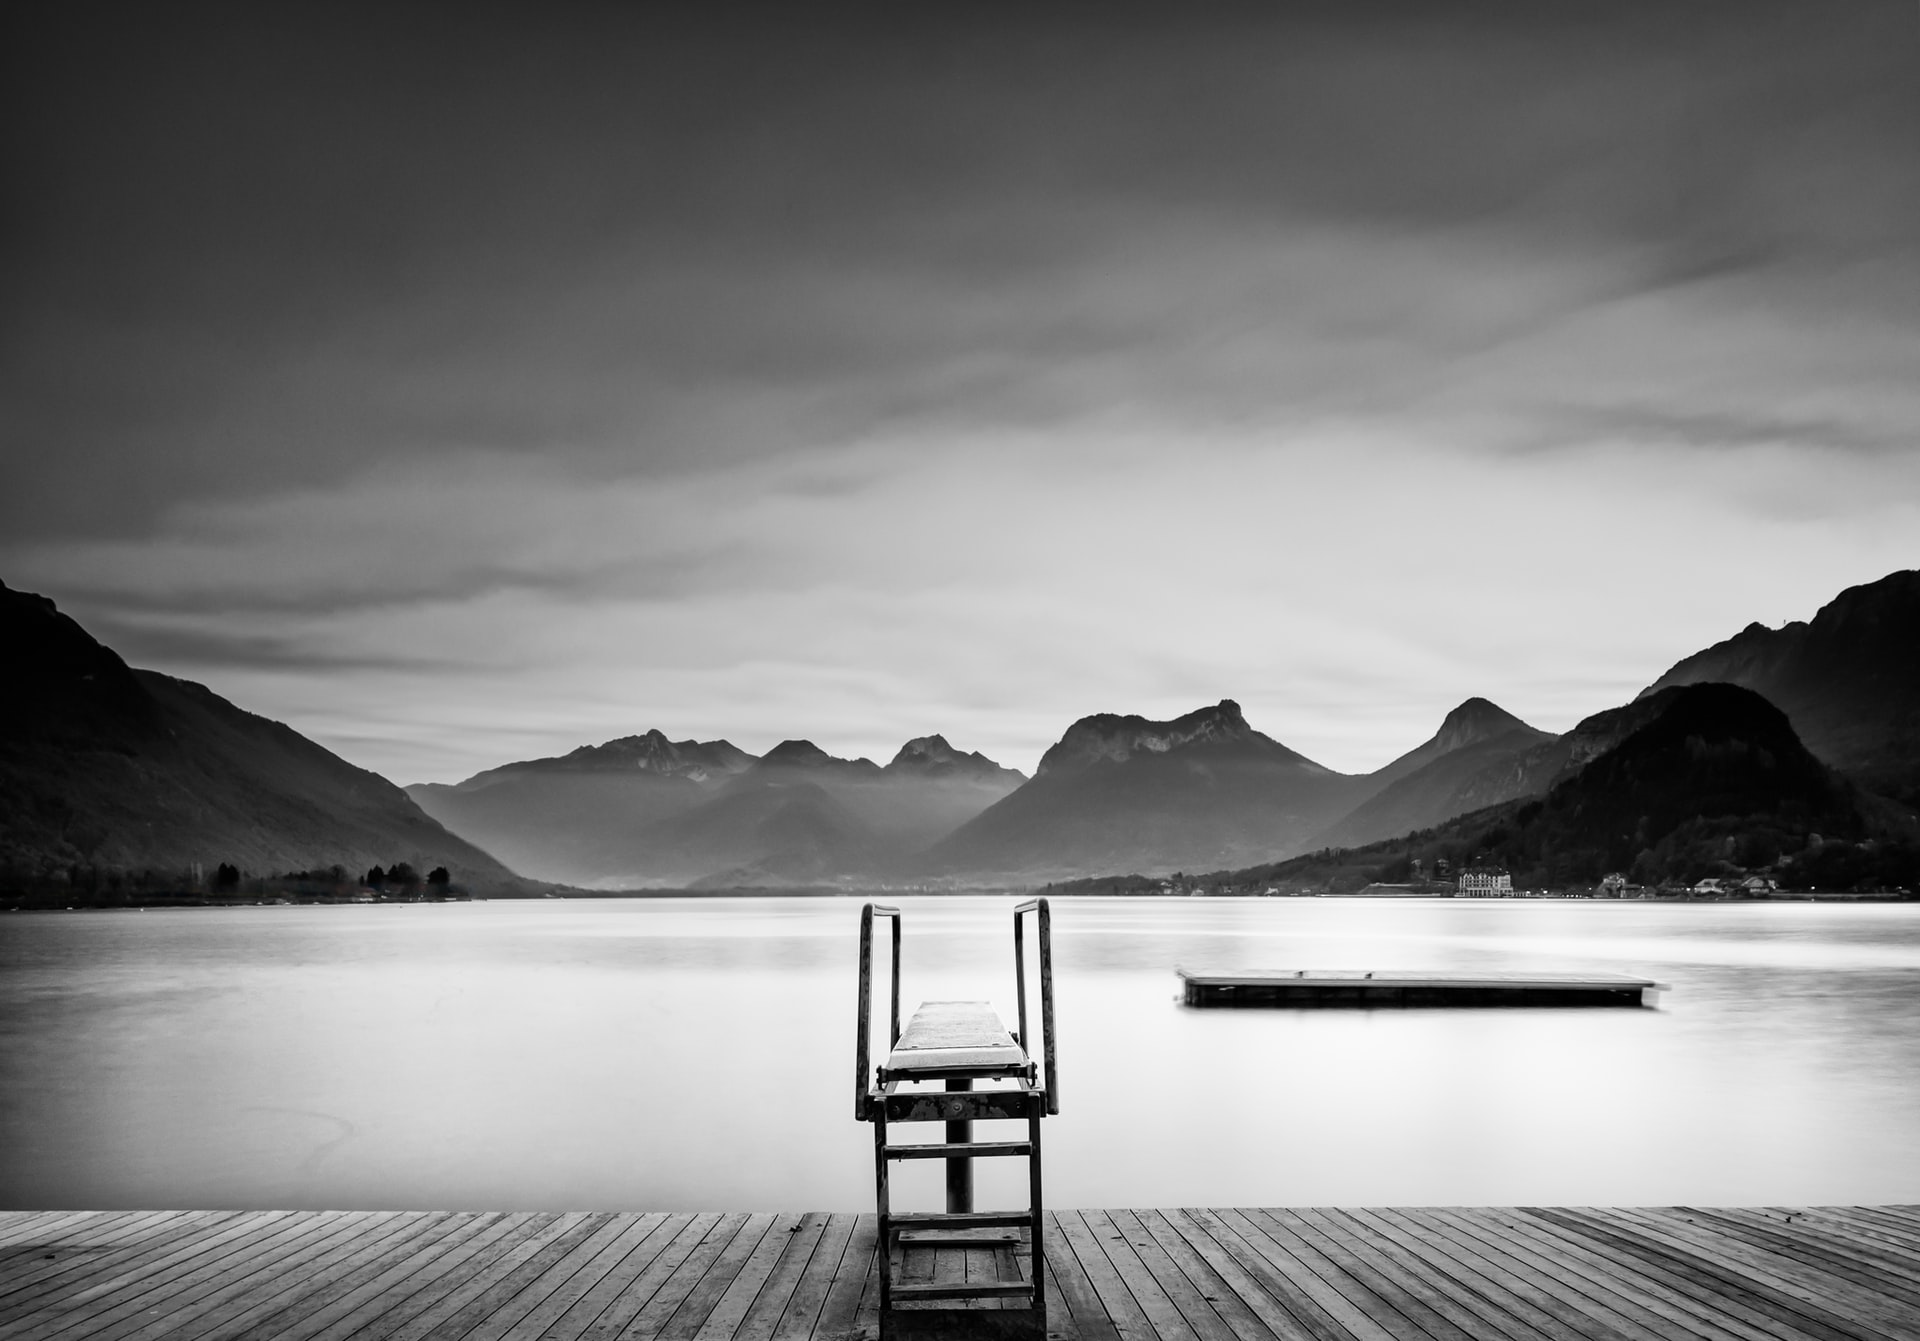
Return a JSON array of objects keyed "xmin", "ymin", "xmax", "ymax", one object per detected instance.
[{"xmin": 1457, "ymin": 870, "xmax": 1513, "ymax": 897}]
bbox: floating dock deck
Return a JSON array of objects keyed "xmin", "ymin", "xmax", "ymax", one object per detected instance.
[
  {"xmin": 6, "ymin": 1204, "xmax": 1919, "ymax": 1340},
  {"xmin": 1178, "ymin": 970, "xmax": 1662, "ymax": 1008}
]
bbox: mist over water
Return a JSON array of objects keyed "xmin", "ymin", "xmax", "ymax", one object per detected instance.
[{"xmin": 3, "ymin": 897, "xmax": 1918, "ymax": 1212}]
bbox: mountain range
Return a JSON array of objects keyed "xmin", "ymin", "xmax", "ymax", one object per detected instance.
[
  {"xmin": 5, "ymin": 567, "xmax": 1916, "ymax": 892},
  {"xmin": 1130, "ymin": 680, "xmax": 1915, "ymax": 897},
  {"xmin": 0, "ymin": 581, "xmax": 519, "ymax": 890},
  {"xmin": 1641, "ymin": 570, "xmax": 1920, "ymax": 807},
  {"xmin": 405, "ymin": 730, "xmax": 1026, "ymax": 888}
]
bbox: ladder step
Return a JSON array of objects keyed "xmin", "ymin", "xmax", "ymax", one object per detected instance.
[
  {"xmin": 897, "ymin": 1231, "xmax": 1022, "ymax": 1247},
  {"xmin": 889, "ymin": 1211, "xmax": 1036, "ymax": 1230},
  {"xmin": 889, "ymin": 1282, "xmax": 1035, "ymax": 1301},
  {"xmin": 884, "ymin": 1141, "xmax": 1032, "ymax": 1160}
]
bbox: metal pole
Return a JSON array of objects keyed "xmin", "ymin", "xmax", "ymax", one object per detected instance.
[{"xmin": 944, "ymin": 1078, "xmax": 972, "ymax": 1213}]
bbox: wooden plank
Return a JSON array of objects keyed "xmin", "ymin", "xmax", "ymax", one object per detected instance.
[
  {"xmin": 3, "ymin": 1211, "xmax": 343, "ymax": 1339},
  {"xmin": 355, "ymin": 1212, "xmax": 565, "ymax": 1341},
  {"xmin": 9, "ymin": 1211, "xmax": 352, "ymax": 1341},
  {"xmin": 575, "ymin": 1211, "xmax": 751, "ymax": 1341},
  {"xmin": 1794, "ymin": 1208, "xmax": 1920, "ymax": 1257},
  {"xmin": 727, "ymin": 1211, "xmax": 831, "ymax": 1341},
  {"xmin": 82, "ymin": 1210, "xmax": 440, "ymax": 1341},
  {"xmin": 1040, "ymin": 1213, "xmax": 1122, "ymax": 1341},
  {"xmin": 1445, "ymin": 1208, "xmax": 1800, "ymax": 1341},
  {"xmin": 450, "ymin": 1211, "xmax": 640, "ymax": 1341},
  {"xmin": 1608, "ymin": 1208, "xmax": 1919, "ymax": 1340},
  {"xmin": 1098, "ymin": 1209, "xmax": 1246, "ymax": 1341},
  {"xmin": 0, "ymin": 1212, "xmax": 114, "ymax": 1250},
  {"xmin": 1351, "ymin": 1209, "xmax": 1630, "ymax": 1341},
  {"xmin": 1520, "ymin": 1208, "xmax": 1864, "ymax": 1341},
  {"xmin": 1052, "ymin": 1210, "xmax": 1162, "ymax": 1341},
  {"xmin": 528, "ymin": 1211, "xmax": 701, "ymax": 1341},
  {"xmin": 0, "ymin": 1211, "xmax": 187, "ymax": 1298},
  {"xmin": 1675, "ymin": 1208, "xmax": 1920, "ymax": 1305},
  {"xmin": 0, "ymin": 1210, "xmax": 256, "ymax": 1321},
  {"xmin": 107, "ymin": 1210, "xmax": 461, "ymax": 1341},
  {"xmin": 653, "ymin": 1211, "xmax": 780, "ymax": 1341},
  {"xmin": 1228, "ymin": 1208, "xmax": 1428, "ymax": 1341},
  {"xmin": 1742, "ymin": 1208, "xmax": 1920, "ymax": 1277},
  {"xmin": 1295, "ymin": 1208, "xmax": 1549, "ymax": 1341},
  {"xmin": 807, "ymin": 1213, "xmax": 879, "ymax": 1341},
  {"xmin": 687, "ymin": 1213, "xmax": 800, "ymax": 1341},
  {"xmin": 1429, "ymin": 1207, "xmax": 1770, "ymax": 1341},
  {"xmin": 1329, "ymin": 1209, "xmax": 1568, "ymax": 1341},
  {"xmin": 1391, "ymin": 1208, "xmax": 1670, "ymax": 1341},
  {"xmin": 1082, "ymin": 1207, "xmax": 1206, "ymax": 1341},
  {"xmin": 1530, "ymin": 1208, "xmax": 1886, "ymax": 1341},
  {"xmin": 769, "ymin": 1211, "xmax": 858, "ymax": 1341},
  {"xmin": 0, "ymin": 1210, "xmax": 149, "ymax": 1257},
  {"xmin": 266, "ymin": 1214, "xmax": 537, "ymax": 1341},
  {"xmin": 9, "ymin": 1206, "xmax": 1920, "ymax": 1341},
  {"xmin": 1267, "ymin": 1208, "xmax": 1486, "ymax": 1341},
  {"xmin": 301, "ymin": 1210, "xmax": 538, "ymax": 1341},
  {"xmin": 1177, "ymin": 1208, "xmax": 1354, "ymax": 1341},
  {"xmin": 380, "ymin": 1212, "xmax": 604, "ymax": 1341},
  {"xmin": 486, "ymin": 1212, "xmax": 675, "ymax": 1341}
]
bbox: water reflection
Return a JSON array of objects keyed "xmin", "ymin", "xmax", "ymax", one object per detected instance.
[{"xmin": 2, "ymin": 897, "xmax": 1918, "ymax": 1211}]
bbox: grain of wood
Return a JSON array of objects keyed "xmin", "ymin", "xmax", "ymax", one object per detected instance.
[
  {"xmin": 689, "ymin": 1213, "xmax": 805, "ymax": 1341},
  {"xmin": 1222, "ymin": 1208, "xmax": 1419, "ymax": 1341},
  {"xmin": 1443, "ymin": 1208, "xmax": 1793, "ymax": 1341},
  {"xmin": 1439, "ymin": 1207, "xmax": 1762, "ymax": 1341},
  {"xmin": 1053, "ymin": 1210, "xmax": 1162, "ymax": 1341},
  {"xmin": 653, "ymin": 1211, "xmax": 780, "ymax": 1341},
  {"xmin": 771, "ymin": 1212, "xmax": 859, "ymax": 1341},
  {"xmin": 488, "ymin": 1212, "xmax": 676, "ymax": 1341},
  {"xmin": 806, "ymin": 1213, "xmax": 878, "ymax": 1341},
  {"xmin": 1102, "ymin": 1210, "xmax": 1244, "ymax": 1341},
  {"xmin": 1352, "ymin": 1210, "xmax": 1627, "ymax": 1341},
  {"xmin": 1608, "ymin": 1208, "xmax": 1917, "ymax": 1340},
  {"xmin": 580, "ymin": 1211, "xmax": 751, "ymax": 1341},
  {"xmin": 380, "ymin": 1211, "xmax": 601, "ymax": 1341},
  {"xmin": 108, "ymin": 1210, "xmax": 456, "ymax": 1341},
  {"xmin": 1535, "ymin": 1208, "xmax": 1883, "ymax": 1341},
  {"xmin": 1266, "ymin": 1208, "xmax": 1481, "ymax": 1341},
  {"xmin": 0, "ymin": 1211, "xmax": 193, "ymax": 1300},
  {"xmin": 1039, "ymin": 1213, "xmax": 1122, "ymax": 1341},
  {"xmin": 1297, "ymin": 1208, "xmax": 1546, "ymax": 1341},
  {"xmin": 301, "ymin": 1209, "xmax": 530, "ymax": 1341},
  {"xmin": 5, "ymin": 1211, "xmax": 344, "ymax": 1340},
  {"xmin": 9, "ymin": 1207, "xmax": 1920, "ymax": 1341},
  {"xmin": 728, "ymin": 1212, "xmax": 831, "ymax": 1341},
  {"xmin": 0, "ymin": 1210, "xmax": 257, "ymax": 1322}
]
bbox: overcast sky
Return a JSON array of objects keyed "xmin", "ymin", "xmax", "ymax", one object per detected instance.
[{"xmin": 5, "ymin": 4, "xmax": 1918, "ymax": 784}]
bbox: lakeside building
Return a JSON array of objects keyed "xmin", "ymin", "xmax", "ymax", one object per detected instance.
[{"xmin": 1458, "ymin": 870, "xmax": 1514, "ymax": 897}]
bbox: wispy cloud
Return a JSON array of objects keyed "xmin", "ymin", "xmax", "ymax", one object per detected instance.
[{"xmin": 4, "ymin": 5, "xmax": 1916, "ymax": 782}]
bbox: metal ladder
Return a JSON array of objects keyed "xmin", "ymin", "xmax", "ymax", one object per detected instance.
[{"xmin": 855, "ymin": 898, "xmax": 1058, "ymax": 1341}]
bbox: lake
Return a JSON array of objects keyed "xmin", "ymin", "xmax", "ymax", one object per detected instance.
[{"xmin": 3, "ymin": 896, "xmax": 1919, "ymax": 1212}]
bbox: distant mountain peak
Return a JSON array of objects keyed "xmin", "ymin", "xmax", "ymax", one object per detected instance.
[
  {"xmin": 1433, "ymin": 697, "xmax": 1537, "ymax": 752},
  {"xmin": 1035, "ymin": 699, "xmax": 1302, "ymax": 777},
  {"xmin": 886, "ymin": 734, "xmax": 1025, "ymax": 783},
  {"xmin": 760, "ymin": 739, "xmax": 835, "ymax": 767}
]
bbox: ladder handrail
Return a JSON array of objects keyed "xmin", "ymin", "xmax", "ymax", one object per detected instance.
[
  {"xmin": 855, "ymin": 903, "xmax": 902, "ymax": 1120},
  {"xmin": 1013, "ymin": 897, "xmax": 1059, "ymax": 1114}
]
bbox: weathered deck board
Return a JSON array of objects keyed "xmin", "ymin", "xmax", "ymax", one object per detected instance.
[{"xmin": 1, "ymin": 1208, "xmax": 1915, "ymax": 1341}]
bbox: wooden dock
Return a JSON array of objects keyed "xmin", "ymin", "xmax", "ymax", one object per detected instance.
[
  {"xmin": 1177, "ymin": 971, "xmax": 1661, "ymax": 1008},
  {"xmin": 6, "ymin": 1204, "xmax": 1919, "ymax": 1340}
]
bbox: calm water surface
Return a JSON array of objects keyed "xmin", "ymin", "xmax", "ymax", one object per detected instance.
[{"xmin": 3, "ymin": 896, "xmax": 1919, "ymax": 1211}]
